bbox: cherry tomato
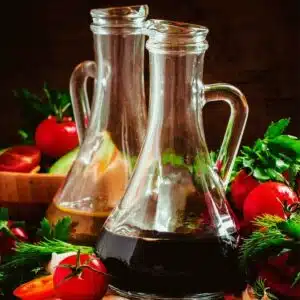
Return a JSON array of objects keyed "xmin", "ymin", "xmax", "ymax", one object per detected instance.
[
  {"xmin": 243, "ymin": 182, "xmax": 298, "ymax": 225},
  {"xmin": 53, "ymin": 254, "xmax": 108, "ymax": 300},
  {"xmin": 35, "ymin": 116, "xmax": 79, "ymax": 158},
  {"xmin": 13, "ymin": 275, "xmax": 55, "ymax": 300},
  {"xmin": 0, "ymin": 145, "xmax": 41, "ymax": 173}
]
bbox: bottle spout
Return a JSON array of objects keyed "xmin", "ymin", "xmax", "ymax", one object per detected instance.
[{"xmin": 91, "ymin": 5, "xmax": 149, "ymax": 28}]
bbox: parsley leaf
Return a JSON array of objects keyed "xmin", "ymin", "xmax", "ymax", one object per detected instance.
[
  {"xmin": 37, "ymin": 217, "xmax": 72, "ymax": 241},
  {"xmin": 264, "ymin": 118, "xmax": 290, "ymax": 139},
  {"xmin": 231, "ymin": 118, "xmax": 300, "ymax": 186},
  {"xmin": 38, "ymin": 218, "xmax": 52, "ymax": 240},
  {"xmin": 53, "ymin": 217, "xmax": 72, "ymax": 241}
]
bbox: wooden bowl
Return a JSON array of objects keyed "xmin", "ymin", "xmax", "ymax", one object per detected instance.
[{"xmin": 0, "ymin": 171, "xmax": 65, "ymax": 222}]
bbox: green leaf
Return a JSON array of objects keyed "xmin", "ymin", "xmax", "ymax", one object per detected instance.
[
  {"xmin": 240, "ymin": 145, "xmax": 253, "ymax": 155},
  {"xmin": 239, "ymin": 229, "xmax": 289, "ymax": 269},
  {"xmin": 269, "ymin": 135, "xmax": 300, "ymax": 159},
  {"xmin": 274, "ymin": 157, "xmax": 289, "ymax": 172},
  {"xmin": 0, "ymin": 208, "xmax": 8, "ymax": 221},
  {"xmin": 38, "ymin": 217, "xmax": 72, "ymax": 241},
  {"xmin": 38, "ymin": 218, "xmax": 53, "ymax": 239},
  {"xmin": 253, "ymin": 167, "xmax": 269, "ymax": 181},
  {"xmin": 277, "ymin": 220, "xmax": 300, "ymax": 240},
  {"xmin": 53, "ymin": 217, "xmax": 72, "ymax": 241},
  {"xmin": 242, "ymin": 157, "xmax": 254, "ymax": 169},
  {"xmin": 162, "ymin": 151, "xmax": 185, "ymax": 168},
  {"xmin": 265, "ymin": 168, "xmax": 285, "ymax": 182},
  {"xmin": 264, "ymin": 118, "xmax": 290, "ymax": 139},
  {"xmin": 254, "ymin": 139, "xmax": 267, "ymax": 152}
]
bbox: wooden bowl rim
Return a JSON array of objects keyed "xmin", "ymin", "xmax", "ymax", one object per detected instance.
[{"xmin": 0, "ymin": 171, "xmax": 65, "ymax": 179}]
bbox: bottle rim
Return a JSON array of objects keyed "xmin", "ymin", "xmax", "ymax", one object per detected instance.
[
  {"xmin": 145, "ymin": 19, "xmax": 209, "ymax": 53},
  {"xmin": 90, "ymin": 5, "xmax": 149, "ymax": 29}
]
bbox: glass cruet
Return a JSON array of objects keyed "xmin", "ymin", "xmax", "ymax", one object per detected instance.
[
  {"xmin": 46, "ymin": 5, "xmax": 149, "ymax": 244},
  {"xmin": 96, "ymin": 20, "xmax": 249, "ymax": 299}
]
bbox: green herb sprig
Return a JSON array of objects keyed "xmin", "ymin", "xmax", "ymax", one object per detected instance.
[
  {"xmin": 252, "ymin": 278, "xmax": 278, "ymax": 300},
  {"xmin": 0, "ymin": 239, "xmax": 93, "ymax": 272},
  {"xmin": 0, "ymin": 215, "xmax": 92, "ymax": 297},
  {"xmin": 232, "ymin": 118, "xmax": 300, "ymax": 186},
  {"xmin": 240, "ymin": 213, "xmax": 300, "ymax": 288}
]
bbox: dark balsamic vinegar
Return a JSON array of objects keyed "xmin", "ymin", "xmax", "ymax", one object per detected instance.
[{"xmin": 96, "ymin": 229, "xmax": 245, "ymax": 298}]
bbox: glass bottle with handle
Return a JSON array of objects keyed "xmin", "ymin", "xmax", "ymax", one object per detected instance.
[
  {"xmin": 46, "ymin": 5, "xmax": 149, "ymax": 244},
  {"xmin": 96, "ymin": 20, "xmax": 249, "ymax": 299}
]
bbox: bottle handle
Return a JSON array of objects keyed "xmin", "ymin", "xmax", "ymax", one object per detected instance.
[
  {"xmin": 204, "ymin": 83, "xmax": 249, "ymax": 188},
  {"xmin": 70, "ymin": 60, "xmax": 96, "ymax": 143}
]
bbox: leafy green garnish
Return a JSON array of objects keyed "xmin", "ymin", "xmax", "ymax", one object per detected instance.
[
  {"xmin": 38, "ymin": 217, "xmax": 72, "ymax": 241},
  {"xmin": 240, "ymin": 213, "xmax": 300, "ymax": 270},
  {"xmin": 232, "ymin": 118, "xmax": 300, "ymax": 186},
  {"xmin": 162, "ymin": 150, "xmax": 186, "ymax": 168},
  {"xmin": 264, "ymin": 118, "xmax": 290, "ymax": 139},
  {"xmin": 0, "ymin": 239, "xmax": 93, "ymax": 272},
  {"xmin": 0, "ymin": 216, "xmax": 79, "ymax": 297}
]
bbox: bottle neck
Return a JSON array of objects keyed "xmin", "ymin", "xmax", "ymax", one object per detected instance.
[
  {"xmin": 147, "ymin": 49, "xmax": 209, "ymax": 157},
  {"xmin": 90, "ymin": 31, "xmax": 147, "ymax": 156}
]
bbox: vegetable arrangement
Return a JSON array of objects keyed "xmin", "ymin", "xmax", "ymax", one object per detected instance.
[
  {"xmin": 2, "ymin": 115, "xmax": 300, "ymax": 299},
  {"xmin": 0, "ymin": 207, "xmax": 108, "ymax": 299},
  {"xmin": 0, "ymin": 84, "xmax": 81, "ymax": 175},
  {"xmin": 227, "ymin": 118, "xmax": 300, "ymax": 299}
]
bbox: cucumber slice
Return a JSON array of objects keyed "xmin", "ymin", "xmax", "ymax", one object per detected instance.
[{"xmin": 48, "ymin": 147, "xmax": 79, "ymax": 175}]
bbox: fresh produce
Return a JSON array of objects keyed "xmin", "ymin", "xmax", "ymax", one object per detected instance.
[
  {"xmin": 230, "ymin": 170, "xmax": 259, "ymax": 211},
  {"xmin": 243, "ymin": 182, "xmax": 298, "ymax": 224},
  {"xmin": 35, "ymin": 116, "xmax": 78, "ymax": 158},
  {"xmin": 48, "ymin": 147, "xmax": 79, "ymax": 175},
  {"xmin": 0, "ymin": 208, "xmax": 28, "ymax": 257},
  {"xmin": 0, "ymin": 213, "xmax": 93, "ymax": 298},
  {"xmin": 49, "ymin": 131, "xmax": 119, "ymax": 175},
  {"xmin": 229, "ymin": 118, "xmax": 300, "ymax": 212},
  {"xmin": 13, "ymin": 274, "xmax": 55, "ymax": 300},
  {"xmin": 13, "ymin": 83, "xmax": 79, "ymax": 164},
  {"xmin": 240, "ymin": 212, "xmax": 300, "ymax": 298},
  {"xmin": 258, "ymin": 268, "xmax": 300, "ymax": 297},
  {"xmin": 0, "ymin": 145, "xmax": 41, "ymax": 173},
  {"xmin": 53, "ymin": 252, "xmax": 108, "ymax": 300}
]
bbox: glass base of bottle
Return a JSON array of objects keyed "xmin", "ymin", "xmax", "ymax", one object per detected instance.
[{"xmin": 109, "ymin": 286, "xmax": 224, "ymax": 300}]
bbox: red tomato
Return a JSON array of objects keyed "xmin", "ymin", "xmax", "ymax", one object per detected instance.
[
  {"xmin": 53, "ymin": 254, "xmax": 108, "ymax": 300},
  {"xmin": 35, "ymin": 116, "xmax": 79, "ymax": 158},
  {"xmin": 259, "ymin": 267, "xmax": 300, "ymax": 297},
  {"xmin": 230, "ymin": 170, "xmax": 259, "ymax": 212},
  {"xmin": 13, "ymin": 275, "xmax": 55, "ymax": 300},
  {"xmin": 267, "ymin": 252, "xmax": 297, "ymax": 279},
  {"xmin": 0, "ymin": 146, "xmax": 41, "ymax": 173},
  {"xmin": 243, "ymin": 182, "xmax": 298, "ymax": 224}
]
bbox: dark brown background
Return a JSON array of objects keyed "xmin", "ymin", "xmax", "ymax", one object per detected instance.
[{"xmin": 1, "ymin": 0, "xmax": 299, "ymax": 150}]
